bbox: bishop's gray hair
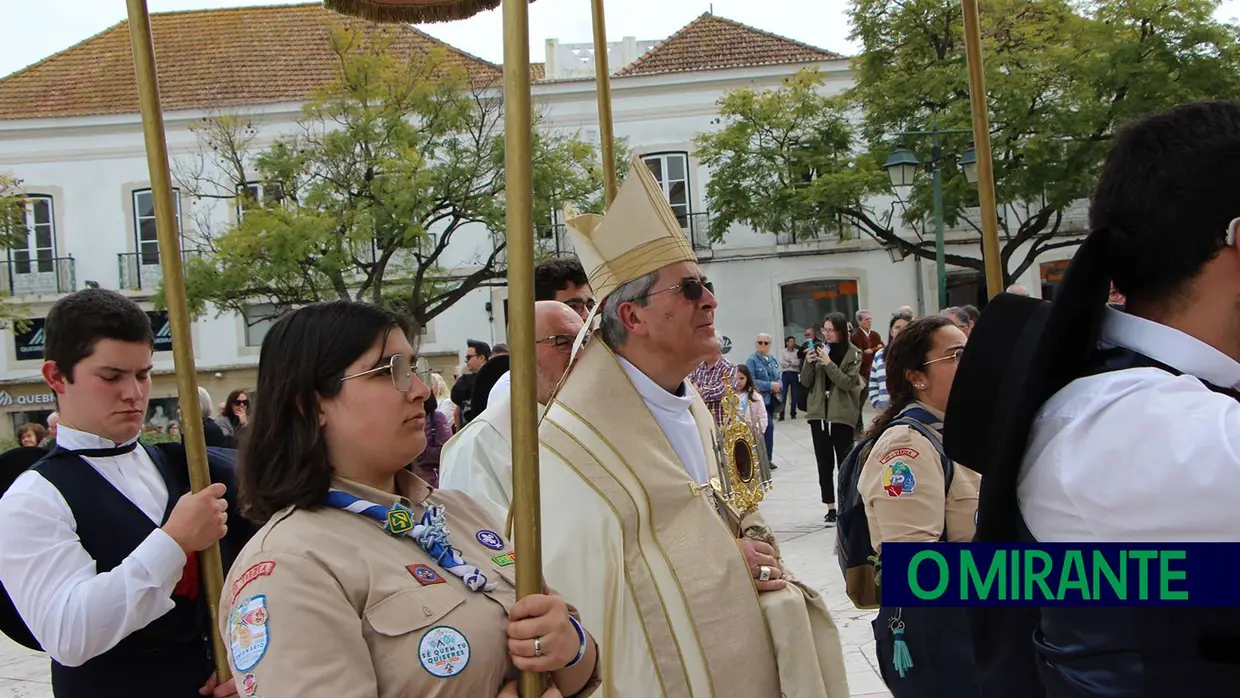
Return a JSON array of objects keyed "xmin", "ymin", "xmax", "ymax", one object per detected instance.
[{"xmin": 599, "ymin": 271, "xmax": 661, "ymax": 350}]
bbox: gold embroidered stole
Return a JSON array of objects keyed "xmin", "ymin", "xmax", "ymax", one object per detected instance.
[{"xmin": 539, "ymin": 342, "xmax": 780, "ymax": 698}]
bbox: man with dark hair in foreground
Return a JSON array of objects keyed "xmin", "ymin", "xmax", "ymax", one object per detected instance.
[
  {"xmin": 0, "ymin": 289, "xmax": 245, "ymax": 697},
  {"xmin": 954, "ymin": 101, "xmax": 1240, "ymax": 697}
]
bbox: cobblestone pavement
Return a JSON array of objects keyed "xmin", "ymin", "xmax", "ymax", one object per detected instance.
[{"xmin": 0, "ymin": 417, "xmax": 890, "ymax": 697}]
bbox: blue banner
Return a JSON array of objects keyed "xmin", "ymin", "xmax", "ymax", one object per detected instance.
[{"xmin": 881, "ymin": 543, "xmax": 1240, "ymax": 607}]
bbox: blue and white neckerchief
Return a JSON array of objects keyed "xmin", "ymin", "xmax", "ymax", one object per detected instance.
[{"xmin": 324, "ymin": 489, "xmax": 496, "ymax": 592}]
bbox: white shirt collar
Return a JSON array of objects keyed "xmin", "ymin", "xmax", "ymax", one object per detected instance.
[
  {"xmin": 1100, "ymin": 305, "xmax": 1240, "ymax": 390},
  {"xmin": 55, "ymin": 424, "xmax": 141, "ymax": 451},
  {"xmin": 616, "ymin": 355, "xmax": 696, "ymax": 415}
]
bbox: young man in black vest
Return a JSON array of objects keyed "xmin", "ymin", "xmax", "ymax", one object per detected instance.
[
  {"xmin": 949, "ymin": 101, "xmax": 1240, "ymax": 697},
  {"xmin": 0, "ymin": 289, "xmax": 238, "ymax": 697}
]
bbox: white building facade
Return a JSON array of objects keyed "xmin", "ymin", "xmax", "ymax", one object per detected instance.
[{"xmin": 0, "ymin": 4, "xmax": 1083, "ymax": 438}]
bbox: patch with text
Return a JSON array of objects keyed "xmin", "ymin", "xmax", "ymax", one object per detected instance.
[
  {"xmin": 881, "ymin": 460, "xmax": 917, "ymax": 498},
  {"xmin": 229, "ymin": 595, "xmax": 270, "ymax": 673},
  {"xmin": 231, "ymin": 561, "xmax": 276, "ymax": 602}
]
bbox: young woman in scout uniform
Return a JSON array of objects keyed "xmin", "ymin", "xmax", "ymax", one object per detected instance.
[
  {"xmin": 857, "ymin": 315, "xmax": 981, "ymax": 698},
  {"xmin": 219, "ymin": 301, "xmax": 599, "ymax": 698}
]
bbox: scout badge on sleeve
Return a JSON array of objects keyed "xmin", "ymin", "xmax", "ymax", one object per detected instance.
[
  {"xmin": 418, "ymin": 625, "xmax": 471, "ymax": 678},
  {"xmin": 229, "ymin": 595, "xmax": 270, "ymax": 673},
  {"xmin": 323, "ymin": 490, "xmax": 497, "ymax": 591},
  {"xmin": 881, "ymin": 460, "xmax": 917, "ymax": 498},
  {"xmin": 709, "ymin": 382, "xmax": 774, "ymax": 534}
]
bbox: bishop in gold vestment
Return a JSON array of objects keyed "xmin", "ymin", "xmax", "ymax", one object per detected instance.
[{"xmin": 527, "ymin": 157, "xmax": 850, "ymax": 697}]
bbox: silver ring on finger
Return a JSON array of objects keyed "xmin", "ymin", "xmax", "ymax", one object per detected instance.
[
  {"xmin": 533, "ymin": 636, "xmax": 543, "ymax": 658},
  {"xmin": 758, "ymin": 565, "xmax": 772, "ymax": 582}
]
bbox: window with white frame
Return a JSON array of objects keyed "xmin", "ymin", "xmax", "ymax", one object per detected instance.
[
  {"xmin": 641, "ymin": 152, "xmax": 691, "ymax": 228},
  {"xmin": 10, "ymin": 196, "xmax": 55, "ymax": 275},
  {"xmin": 133, "ymin": 188, "xmax": 181, "ymax": 265},
  {"xmin": 238, "ymin": 181, "xmax": 285, "ymax": 220},
  {"xmin": 243, "ymin": 303, "xmax": 279, "ymax": 347}
]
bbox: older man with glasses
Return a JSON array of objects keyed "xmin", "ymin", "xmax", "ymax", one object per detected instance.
[
  {"xmin": 529, "ymin": 157, "xmax": 850, "ymax": 697},
  {"xmin": 437, "ymin": 300, "xmax": 585, "ymax": 526}
]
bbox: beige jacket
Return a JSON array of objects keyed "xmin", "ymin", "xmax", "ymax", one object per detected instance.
[
  {"xmin": 859, "ymin": 404, "xmax": 982, "ymax": 552},
  {"xmin": 219, "ymin": 470, "xmax": 597, "ymax": 698}
]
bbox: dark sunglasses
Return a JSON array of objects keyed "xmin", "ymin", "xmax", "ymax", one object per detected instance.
[
  {"xmin": 234, "ymin": 399, "xmax": 249, "ymax": 406},
  {"xmin": 641, "ymin": 276, "xmax": 714, "ymax": 302},
  {"xmin": 756, "ymin": 340, "xmax": 770, "ymax": 346}
]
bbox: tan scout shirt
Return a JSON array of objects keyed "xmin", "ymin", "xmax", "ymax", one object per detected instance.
[
  {"xmin": 858, "ymin": 406, "xmax": 981, "ymax": 553},
  {"xmin": 220, "ymin": 470, "xmax": 545, "ymax": 698}
]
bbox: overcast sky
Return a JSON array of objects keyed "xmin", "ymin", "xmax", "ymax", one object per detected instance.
[{"xmin": 4, "ymin": 0, "xmax": 1240, "ymax": 78}]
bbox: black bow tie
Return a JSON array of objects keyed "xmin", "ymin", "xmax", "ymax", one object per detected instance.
[{"xmin": 57, "ymin": 441, "xmax": 140, "ymax": 458}]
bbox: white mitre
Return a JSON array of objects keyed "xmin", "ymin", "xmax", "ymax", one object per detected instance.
[{"xmin": 564, "ymin": 156, "xmax": 697, "ymax": 301}]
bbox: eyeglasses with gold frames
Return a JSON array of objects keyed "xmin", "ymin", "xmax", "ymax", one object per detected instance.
[
  {"xmin": 923, "ymin": 347, "xmax": 965, "ymax": 367},
  {"xmin": 340, "ymin": 354, "xmax": 433, "ymax": 392}
]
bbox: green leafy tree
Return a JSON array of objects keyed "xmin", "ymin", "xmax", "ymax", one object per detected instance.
[
  {"xmin": 171, "ymin": 25, "xmax": 612, "ymax": 327},
  {"xmin": 698, "ymin": 0, "xmax": 1240, "ymax": 283},
  {"xmin": 0, "ymin": 174, "xmax": 36, "ymax": 328},
  {"xmin": 695, "ymin": 70, "xmax": 888, "ymax": 244}
]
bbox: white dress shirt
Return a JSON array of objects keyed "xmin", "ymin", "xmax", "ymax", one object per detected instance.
[
  {"xmin": 488, "ymin": 370, "xmax": 511, "ymax": 407},
  {"xmin": 1018, "ymin": 307, "xmax": 1240, "ymax": 542},
  {"xmin": 618, "ymin": 356, "xmax": 711, "ymax": 485},
  {"xmin": 0, "ymin": 425, "xmax": 187, "ymax": 667}
]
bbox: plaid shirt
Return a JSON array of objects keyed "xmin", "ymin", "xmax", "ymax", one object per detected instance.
[{"xmin": 689, "ymin": 357, "xmax": 739, "ymax": 426}]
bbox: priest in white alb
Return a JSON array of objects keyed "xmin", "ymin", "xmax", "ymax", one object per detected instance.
[
  {"xmin": 537, "ymin": 158, "xmax": 850, "ymax": 697},
  {"xmin": 438, "ymin": 300, "xmax": 584, "ymax": 526}
]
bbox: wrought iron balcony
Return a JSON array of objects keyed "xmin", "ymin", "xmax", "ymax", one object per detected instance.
[
  {"xmin": 680, "ymin": 212, "xmax": 713, "ymax": 253},
  {"xmin": 0, "ymin": 255, "xmax": 76, "ymax": 296},
  {"xmin": 117, "ymin": 249, "xmax": 202, "ymax": 291}
]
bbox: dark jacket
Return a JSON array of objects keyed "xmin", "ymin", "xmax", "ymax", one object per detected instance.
[{"xmin": 0, "ymin": 444, "xmax": 256, "ymax": 697}]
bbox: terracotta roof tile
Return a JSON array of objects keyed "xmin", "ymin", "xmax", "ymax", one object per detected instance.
[
  {"xmin": 0, "ymin": 2, "xmax": 502, "ymax": 120},
  {"xmin": 530, "ymin": 62, "xmax": 546, "ymax": 81},
  {"xmin": 614, "ymin": 13, "xmax": 842, "ymax": 78}
]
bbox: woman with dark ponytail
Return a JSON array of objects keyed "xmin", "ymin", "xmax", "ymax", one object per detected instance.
[{"xmin": 856, "ymin": 315, "xmax": 982, "ymax": 698}]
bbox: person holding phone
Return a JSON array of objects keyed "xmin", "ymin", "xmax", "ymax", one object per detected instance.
[{"xmin": 800, "ymin": 312, "xmax": 864, "ymax": 525}]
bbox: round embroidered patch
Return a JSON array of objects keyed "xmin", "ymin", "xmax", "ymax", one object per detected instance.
[
  {"xmin": 881, "ymin": 460, "xmax": 917, "ymax": 498},
  {"xmin": 475, "ymin": 529, "xmax": 504, "ymax": 550},
  {"xmin": 419, "ymin": 625, "xmax": 471, "ymax": 678}
]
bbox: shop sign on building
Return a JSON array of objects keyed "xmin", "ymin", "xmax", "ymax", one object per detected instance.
[
  {"xmin": 10, "ymin": 312, "xmax": 172, "ymax": 361},
  {"xmin": 0, "ymin": 390, "xmax": 56, "ymax": 408},
  {"xmin": 13, "ymin": 319, "xmax": 46, "ymax": 362}
]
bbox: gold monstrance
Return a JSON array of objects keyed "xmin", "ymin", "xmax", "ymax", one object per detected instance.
[{"xmin": 711, "ymin": 382, "xmax": 774, "ymax": 534}]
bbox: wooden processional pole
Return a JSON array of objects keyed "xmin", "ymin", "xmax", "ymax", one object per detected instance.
[
  {"xmin": 960, "ymin": 0, "xmax": 1004, "ymax": 298},
  {"xmin": 124, "ymin": 0, "xmax": 231, "ymax": 682},
  {"xmin": 589, "ymin": 0, "xmax": 618, "ymax": 205},
  {"xmin": 321, "ymin": 1, "xmax": 542, "ymax": 694}
]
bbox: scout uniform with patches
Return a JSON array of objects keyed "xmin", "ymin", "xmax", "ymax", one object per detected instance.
[
  {"xmin": 220, "ymin": 469, "xmax": 598, "ymax": 697},
  {"xmin": 857, "ymin": 402, "xmax": 982, "ymax": 698}
]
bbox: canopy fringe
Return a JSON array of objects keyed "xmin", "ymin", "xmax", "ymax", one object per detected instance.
[{"xmin": 323, "ymin": 0, "xmax": 505, "ymax": 24}]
